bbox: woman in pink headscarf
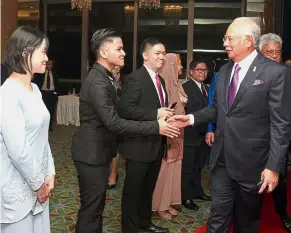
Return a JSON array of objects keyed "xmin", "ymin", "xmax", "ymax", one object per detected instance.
[{"xmin": 152, "ymin": 53, "xmax": 188, "ymax": 219}]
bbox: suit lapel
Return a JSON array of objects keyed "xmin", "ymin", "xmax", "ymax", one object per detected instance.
[
  {"xmin": 228, "ymin": 54, "xmax": 265, "ymax": 112},
  {"xmin": 190, "ymin": 79, "xmax": 206, "ymax": 106}
]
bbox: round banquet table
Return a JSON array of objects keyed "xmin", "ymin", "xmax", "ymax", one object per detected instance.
[{"xmin": 56, "ymin": 94, "xmax": 80, "ymax": 126}]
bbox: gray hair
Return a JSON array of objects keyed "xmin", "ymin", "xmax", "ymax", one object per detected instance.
[
  {"xmin": 259, "ymin": 33, "xmax": 283, "ymax": 51},
  {"xmin": 232, "ymin": 17, "xmax": 261, "ymax": 47}
]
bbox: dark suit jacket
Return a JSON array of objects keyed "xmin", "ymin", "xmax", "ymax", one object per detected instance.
[
  {"xmin": 71, "ymin": 63, "xmax": 159, "ymax": 167},
  {"xmin": 183, "ymin": 79, "xmax": 208, "ymax": 147},
  {"xmin": 193, "ymin": 53, "xmax": 291, "ymax": 182},
  {"xmin": 118, "ymin": 65, "xmax": 168, "ymax": 163},
  {"xmin": 33, "ymin": 71, "xmax": 58, "ymax": 92}
]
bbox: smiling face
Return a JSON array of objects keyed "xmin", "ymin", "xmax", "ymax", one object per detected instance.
[
  {"xmin": 189, "ymin": 62, "xmax": 208, "ymax": 83},
  {"xmin": 30, "ymin": 39, "xmax": 48, "ymax": 74},
  {"xmin": 100, "ymin": 37, "xmax": 126, "ymax": 69},
  {"xmin": 142, "ymin": 43, "xmax": 166, "ymax": 73}
]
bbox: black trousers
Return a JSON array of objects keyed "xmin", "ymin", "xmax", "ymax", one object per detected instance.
[
  {"xmin": 272, "ymin": 166, "xmax": 288, "ymax": 217},
  {"xmin": 74, "ymin": 162, "xmax": 109, "ymax": 233},
  {"xmin": 41, "ymin": 90, "xmax": 58, "ymax": 130},
  {"xmin": 121, "ymin": 149, "xmax": 163, "ymax": 233},
  {"xmin": 207, "ymin": 161, "xmax": 263, "ymax": 233},
  {"xmin": 182, "ymin": 143, "xmax": 209, "ymax": 200}
]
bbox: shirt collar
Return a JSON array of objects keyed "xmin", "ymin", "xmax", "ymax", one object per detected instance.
[
  {"xmin": 144, "ymin": 64, "xmax": 158, "ymax": 79},
  {"xmin": 236, "ymin": 49, "xmax": 258, "ymax": 71},
  {"xmin": 93, "ymin": 62, "xmax": 115, "ymax": 80},
  {"xmin": 190, "ymin": 78, "xmax": 202, "ymax": 89}
]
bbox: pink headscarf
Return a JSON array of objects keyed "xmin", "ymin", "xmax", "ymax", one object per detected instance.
[
  {"xmin": 159, "ymin": 53, "xmax": 187, "ymax": 162},
  {"xmin": 159, "ymin": 53, "xmax": 187, "ymax": 115}
]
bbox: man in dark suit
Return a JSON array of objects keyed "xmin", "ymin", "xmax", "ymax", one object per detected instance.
[
  {"xmin": 33, "ymin": 60, "xmax": 58, "ymax": 131},
  {"xmin": 168, "ymin": 17, "xmax": 291, "ymax": 232},
  {"xmin": 259, "ymin": 32, "xmax": 291, "ymax": 232},
  {"xmin": 71, "ymin": 29, "xmax": 178, "ymax": 233},
  {"xmin": 182, "ymin": 60, "xmax": 211, "ymax": 211},
  {"xmin": 118, "ymin": 38, "xmax": 173, "ymax": 233}
]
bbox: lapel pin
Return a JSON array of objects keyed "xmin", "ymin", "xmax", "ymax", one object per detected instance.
[{"xmin": 253, "ymin": 66, "xmax": 257, "ymax": 72}]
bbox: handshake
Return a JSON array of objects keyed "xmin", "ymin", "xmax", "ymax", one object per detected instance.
[{"xmin": 157, "ymin": 107, "xmax": 191, "ymax": 138}]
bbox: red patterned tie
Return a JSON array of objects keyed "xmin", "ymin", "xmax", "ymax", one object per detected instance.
[
  {"xmin": 201, "ymin": 83, "xmax": 207, "ymax": 99},
  {"xmin": 155, "ymin": 74, "xmax": 165, "ymax": 107}
]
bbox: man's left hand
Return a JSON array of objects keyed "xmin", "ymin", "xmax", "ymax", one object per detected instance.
[{"xmin": 258, "ymin": 169, "xmax": 279, "ymax": 194}]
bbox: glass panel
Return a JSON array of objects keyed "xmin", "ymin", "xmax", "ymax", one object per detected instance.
[
  {"xmin": 89, "ymin": 2, "xmax": 134, "ymax": 75},
  {"xmin": 193, "ymin": 0, "xmax": 242, "ymax": 83},
  {"xmin": 47, "ymin": 3, "xmax": 82, "ymax": 79},
  {"xmin": 246, "ymin": 0, "xmax": 273, "ymax": 33},
  {"xmin": 137, "ymin": 0, "xmax": 188, "ymax": 75}
]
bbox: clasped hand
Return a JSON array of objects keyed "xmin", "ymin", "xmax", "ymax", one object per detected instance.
[{"xmin": 37, "ymin": 175, "xmax": 55, "ymax": 203}]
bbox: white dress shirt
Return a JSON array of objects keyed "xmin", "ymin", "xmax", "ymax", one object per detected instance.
[
  {"xmin": 144, "ymin": 64, "xmax": 166, "ymax": 107},
  {"xmin": 189, "ymin": 49, "xmax": 258, "ymax": 125},
  {"xmin": 41, "ymin": 70, "xmax": 55, "ymax": 91},
  {"xmin": 230, "ymin": 49, "xmax": 258, "ymax": 95}
]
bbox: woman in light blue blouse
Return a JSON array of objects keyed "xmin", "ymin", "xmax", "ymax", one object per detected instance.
[{"xmin": 0, "ymin": 26, "xmax": 55, "ymax": 233}]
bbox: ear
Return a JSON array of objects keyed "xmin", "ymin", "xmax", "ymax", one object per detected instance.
[
  {"xmin": 244, "ymin": 35, "xmax": 253, "ymax": 48},
  {"xmin": 22, "ymin": 50, "xmax": 29, "ymax": 58},
  {"xmin": 100, "ymin": 48, "xmax": 108, "ymax": 59},
  {"xmin": 189, "ymin": 69, "xmax": 193, "ymax": 76},
  {"xmin": 142, "ymin": 51, "xmax": 148, "ymax": 61}
]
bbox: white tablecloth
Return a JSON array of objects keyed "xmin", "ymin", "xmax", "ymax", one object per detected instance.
[{"xmin": 56, "ymin": 95, "xmax": 80, "ymax": 126}]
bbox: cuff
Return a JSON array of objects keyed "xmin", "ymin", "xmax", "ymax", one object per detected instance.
[{"xmin": 188, "ymin": 114, "xmax": 194, "ymax": 126}]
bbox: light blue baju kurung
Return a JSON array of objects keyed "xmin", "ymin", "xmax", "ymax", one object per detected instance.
[{"xmin": 0, "ymin": 79, "xmax": 55, "ymax": 233}]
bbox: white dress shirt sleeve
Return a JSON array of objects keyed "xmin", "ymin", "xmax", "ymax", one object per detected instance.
[{"xmin": 188, "ymin": 114, "xmax": 194, "ymax": 125}]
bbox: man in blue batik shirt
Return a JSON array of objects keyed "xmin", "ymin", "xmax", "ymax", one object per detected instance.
[{"xmin": 205, "ymin": 72, "xmax": 219, "ymax": 147}]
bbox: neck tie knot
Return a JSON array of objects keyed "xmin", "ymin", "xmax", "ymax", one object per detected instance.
[{"xmin": 234, "ymin": 64, "xmax": 241, "ymax": 73}]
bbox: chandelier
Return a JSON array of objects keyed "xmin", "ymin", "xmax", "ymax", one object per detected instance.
[
  {"xmin": 163, "ymin": 5, "xmax": 182, "ymax": 17},
  {"xmin": 163, "ymin": 4, "xmax": 182, "ymax": 29},
  {"xmin": 139, "ymin": 0, "xmax": 160, "ymax": 9},
  {"xmin": 71, "ymin": 0, "xmax": 92, "ymax": 11},
  {"xmin": 124, "ymin": 5, "xmax": 135, "ymax": 16}
]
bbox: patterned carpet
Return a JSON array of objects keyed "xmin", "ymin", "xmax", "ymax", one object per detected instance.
[{"xmin": 49, "ymin": 125, "xmax": 211, "ymax": 233}]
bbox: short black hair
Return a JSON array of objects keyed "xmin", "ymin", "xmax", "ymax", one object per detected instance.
[
  {"xmin": 189, "ymin": 60, "xmax": 207, "ymax": 70},
  {"xmin": 4, "ymin": 26, "xmax": 49, "ymax": 75},
  {"xmin": 91, "ymin": 28, "xmax": 120, "ymax": 58},
  {"xmin": 140, "ymin": 37, "xmax": 164, "ymax": 58}
]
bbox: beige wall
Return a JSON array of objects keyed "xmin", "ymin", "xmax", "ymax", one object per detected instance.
[{"xmin": 1, "ymin": 0, "xmax": 18, "ymax": 61}]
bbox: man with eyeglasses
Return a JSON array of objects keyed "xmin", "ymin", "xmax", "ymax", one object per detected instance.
[
  {"xmin": 181, "ymin": 60, "xmax": 211, "ymax": 211},
  {"xmin": 168, "ymin": 17, "xmax": 291, "ymax": 233},
  {"xmin": 259, "ymin": 33, "xmax": 291, "ymax": 233}
]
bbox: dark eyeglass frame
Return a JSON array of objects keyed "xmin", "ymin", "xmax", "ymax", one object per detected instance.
[
  {"xmin": 194, "ymin": 68, "xmax": 208, "ymax": 73},
  {"xmin": 263, "ymin": 50, "xmax": 282, "ymax": 56}
]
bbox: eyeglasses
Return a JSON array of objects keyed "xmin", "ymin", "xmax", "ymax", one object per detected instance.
[
  {"xmin": 264, "ymin": 50, "xmax": 281, "ymax": 56},
  {"xmin": 222, "ymin": 36, "xmax": 244, "ymax": 43},
  {"xmin": 194, "ymin": 69, "xmax": 208, "ymax": 73}
]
